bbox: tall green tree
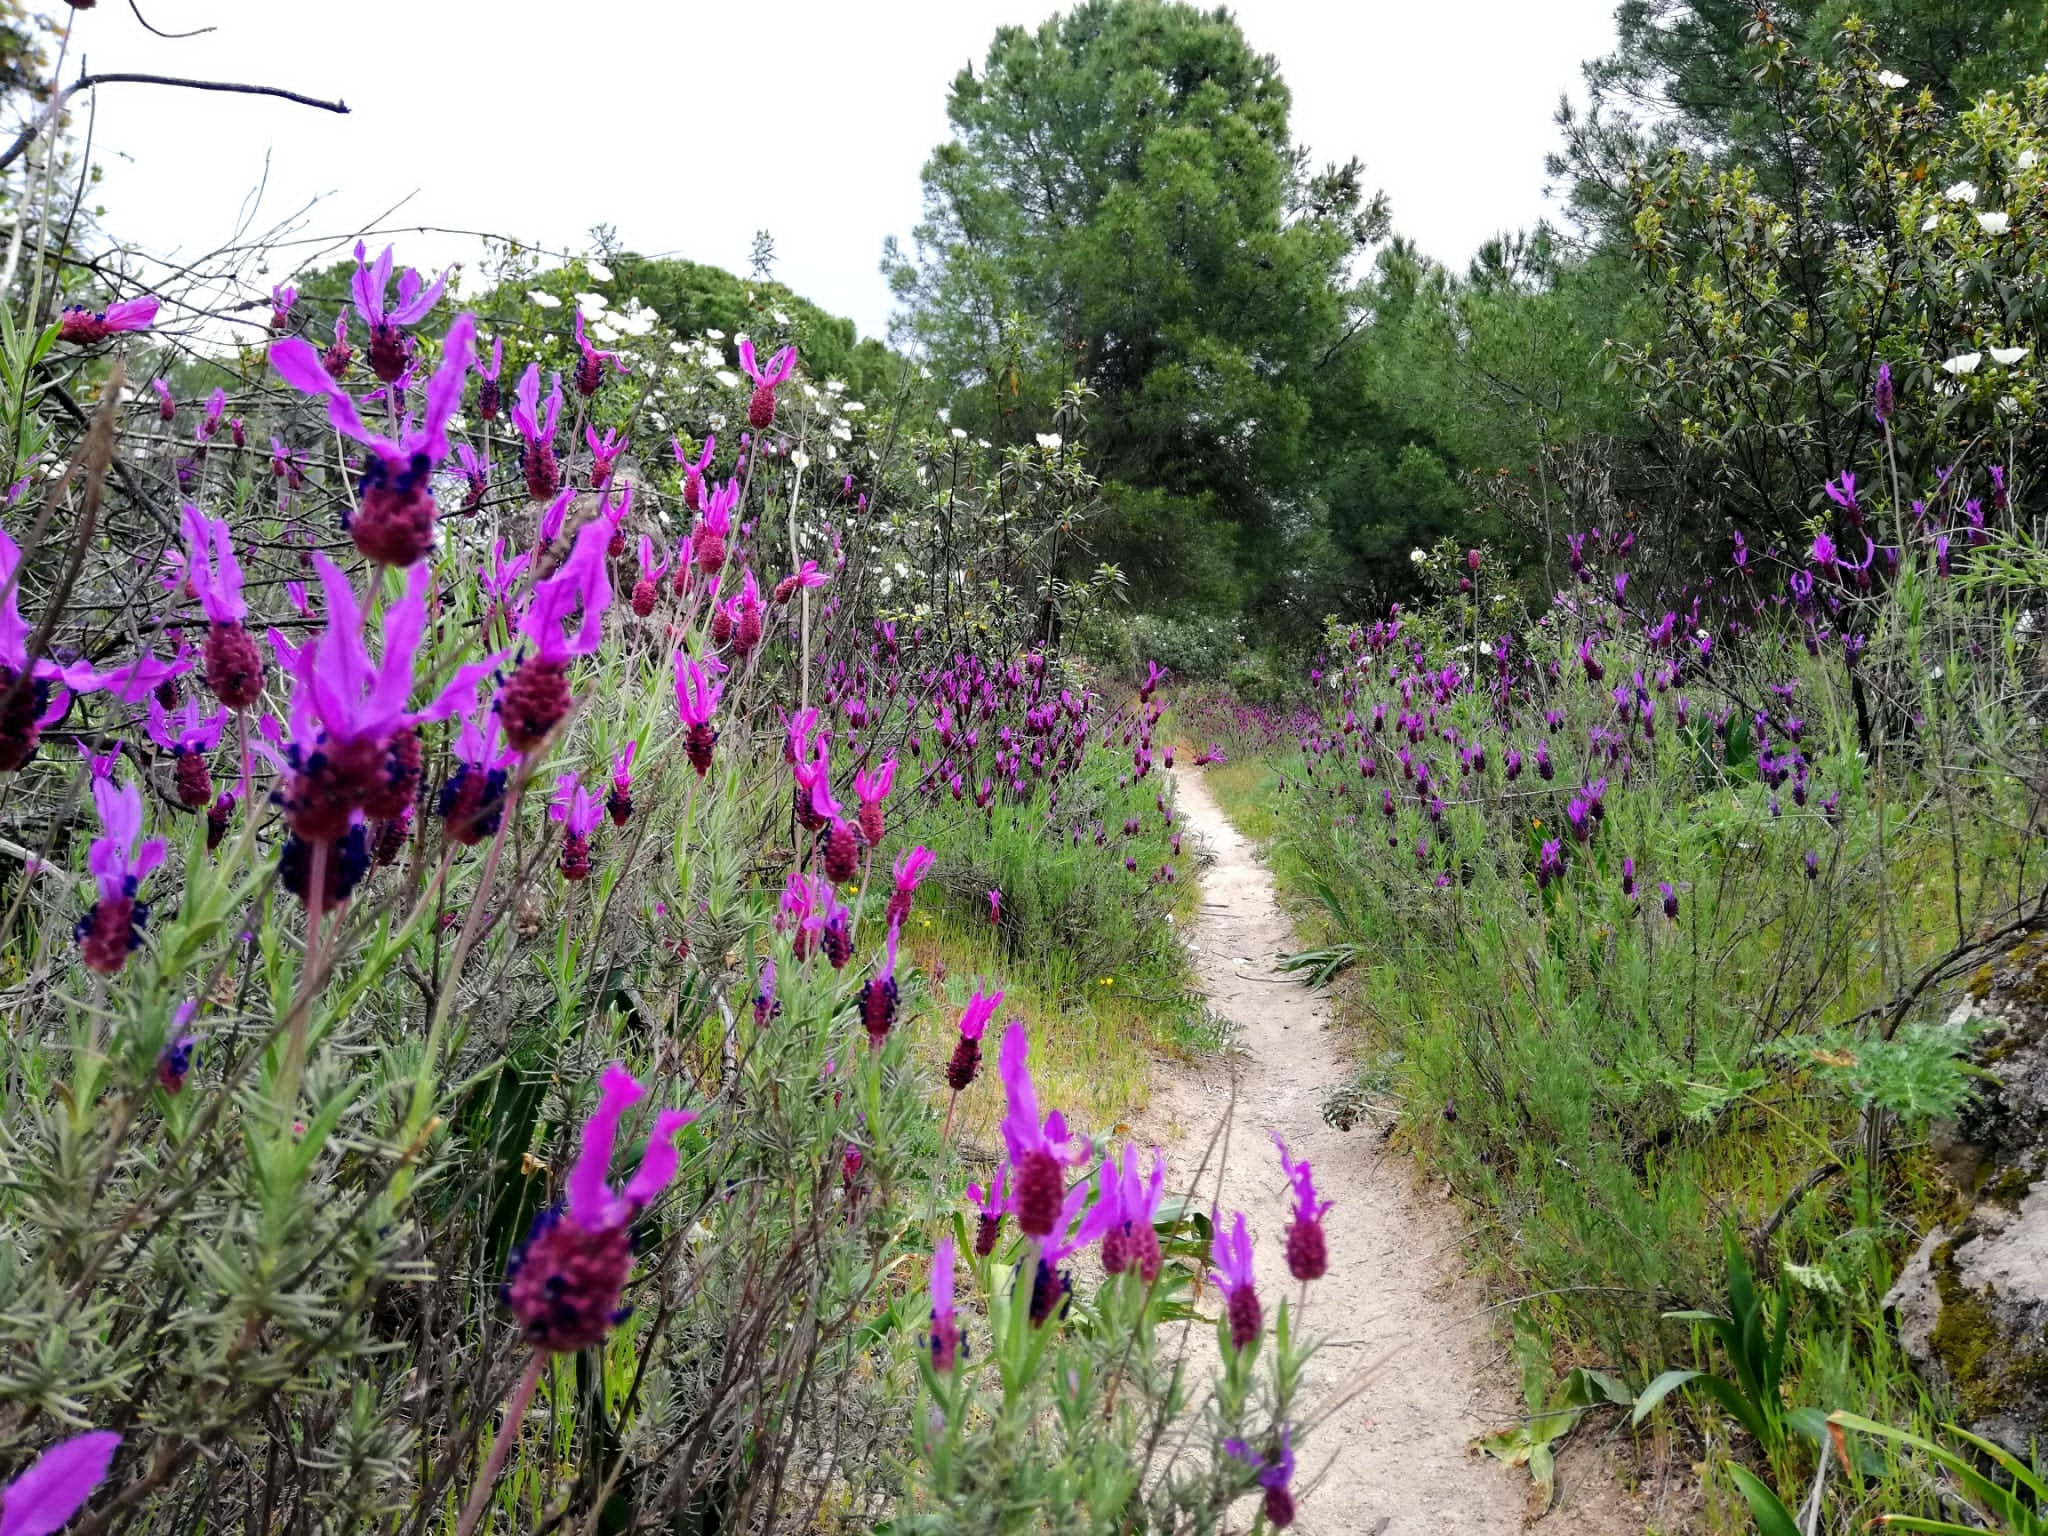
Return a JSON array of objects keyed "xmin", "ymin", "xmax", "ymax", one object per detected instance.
[
  {"xmin": 885, "ymin": 0, "xmax": 1384, "ymax": 612},
  {"xmin": 1554, "ymin": 0, "xmax": 2048, "ymax": 233}
]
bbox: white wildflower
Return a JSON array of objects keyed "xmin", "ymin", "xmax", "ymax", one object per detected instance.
[
  {"xmin": 715, "ymin": 370, "xmax": 741, "ymax": 389},
  {"xmin": 575, "ymin": 291, "xmax": 609, "ymax": 313},
  {"xmin": 1922, "ymin": 214, "xmax": 1941, "ymax": 232},
  {"xmin": 1945, "ymin": 179, "xmax": 1980, "ymax": 203},
  {"xmin": 705, "ymin": 328, "xmax": 727, "ymax": 341},
  {"xmin": 1035, "ymin": 432, "xmax": 1063, "ymax": 450},
  {"xmin": 843, "ymin": 401, "xmax": 865, "ymax": 413},
  {"xmin": 1992, "ymin": 346, "xmax": 2031, "ymax": 366},
  {"xmin": 586, "ymin": 259, "xmax": 614, "ymax": 282},
  {"xmin": 1410, "ymin": 548, "xmax": 1428, "ymax": 565},
  {"xmin": 1877, "ymin": 69, "xmax": 1908, "ymax": 89},
  {"xmin": 951, "ymin": 427, "xmax": 967, "ymax": 439},
  {"xmin": 1941, "ymin": 352, "xmax": 1983, "ymax": 375},
  {"xmin": 527, "ymin": 290, "xmax": 562, "ymax": 309},
  {"xmin": 1979, "ymin": 211, "xmax": 2013, "ymax": 235}
]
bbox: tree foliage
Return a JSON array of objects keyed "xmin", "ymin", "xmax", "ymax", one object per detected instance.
[{"xmin": 886, "ymin": 0, "xmax": 1385, "ymax": 613}]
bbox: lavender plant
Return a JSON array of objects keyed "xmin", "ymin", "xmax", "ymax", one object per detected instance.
[{"xmin": 0, "ymin": 197, "xmax": 1312, "ymax": 1534}]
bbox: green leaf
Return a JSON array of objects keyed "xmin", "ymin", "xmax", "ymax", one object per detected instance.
[
  {"xmin": 1632, "ymin": 1369, "xmax": 1702, "ymax": 1426},
  {"xmin": 1727, "ymin": 1465, "xmax": 1799, "ymax": 1536}
]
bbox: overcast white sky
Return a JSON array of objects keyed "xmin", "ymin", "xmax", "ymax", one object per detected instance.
[{"xmin": 43, "ymin": 0, "xmax": 1617, "ymax": 339}]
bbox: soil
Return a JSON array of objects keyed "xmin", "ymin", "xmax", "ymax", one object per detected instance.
[{"xmin": 1149, "ymin": 766, "xmax": 1648, "ymax": 1535}]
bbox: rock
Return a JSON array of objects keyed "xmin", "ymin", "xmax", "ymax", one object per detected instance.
[{"xmin": 1888, "ymin": 938, "xmax": 2048, "ymax": 1450}]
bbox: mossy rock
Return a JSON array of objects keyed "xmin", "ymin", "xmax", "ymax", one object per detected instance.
[{"xmin": 1893, "ymin": 952, "xmax": 2048, "ymax": 1450}]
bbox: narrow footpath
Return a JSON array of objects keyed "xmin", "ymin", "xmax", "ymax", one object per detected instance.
[{"xmin": 1156, "ymin": 766, "xmax": 1643, "ymax": 1535}]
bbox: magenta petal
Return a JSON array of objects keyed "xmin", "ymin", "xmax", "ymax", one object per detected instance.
[
  {"xmin": 566, "ymin": 1063, "xmax": 643, "ymax": 1228},
  {"xmin": 0, "ymin": 1429, "xmax": 120, "ymax": 1536},
  {"xmin": 621, "ymin": 1109, "xmax": 696, "ymax": 1208},
  {"xmin": 269, "ymin": 338, "xmax": 369, "ymax": 444}
]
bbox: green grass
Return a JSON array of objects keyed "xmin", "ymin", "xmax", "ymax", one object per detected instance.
[{"xmin": 1200, "ymin": 722, "xmax": 2015, "ymax": 1528}]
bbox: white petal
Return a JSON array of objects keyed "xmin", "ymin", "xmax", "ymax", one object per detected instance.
[
  {"xmin": 1877, "ymin": 70, "xmax": 1908, "ymax": 89},
  {"xmin": 1941, "ymin": 352, "xmax": 1984, "ymax": 375},
  {"xmin": 1944, "ymin": 179, "xmax": 1980, "ymax": 203},
  {"xmin": 528, "ymin": 290, "xmax": 562, "ymax": 309},
  {"xmin": 586, "ymin": 259, "xmax": 614, "ymax": 282},
  {"xmin": 1992, "ymin": 346, "xmax": 2031, "ymax": 365},
  {"xmin": 1978, "ymin": 211, "xmax": 2012, "ymax": 234}
]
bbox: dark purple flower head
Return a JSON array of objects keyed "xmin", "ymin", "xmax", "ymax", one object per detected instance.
[{"xmin": 1873, "ymin": 362, "xmax": 1895, "ymax": 425}]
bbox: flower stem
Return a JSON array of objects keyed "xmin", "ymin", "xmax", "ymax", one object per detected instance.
[{"xmin": 455, "ymin": 1350, "xmax": 544, "ymax": 1536}]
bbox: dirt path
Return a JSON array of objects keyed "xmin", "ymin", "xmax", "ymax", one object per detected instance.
[{"xmin": 1152, "ymin": 767, "xmax": 1644, "ymax": 1536}]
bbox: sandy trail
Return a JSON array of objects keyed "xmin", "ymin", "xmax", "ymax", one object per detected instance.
[{"xmin": 1152, "ymin": 766, "xmax": 1642, "ymax": 1536}]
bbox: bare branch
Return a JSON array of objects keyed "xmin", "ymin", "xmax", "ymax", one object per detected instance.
[{"xmin": 0, "ymin": 70, "xmax": 349, "ymax": 177}]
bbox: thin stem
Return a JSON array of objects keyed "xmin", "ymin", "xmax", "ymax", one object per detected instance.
[{"xmin": 455, "ymin": 1351, "xmax": 545, "ymax": 1536}]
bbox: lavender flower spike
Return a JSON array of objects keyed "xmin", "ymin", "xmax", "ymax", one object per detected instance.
[
  {"xmin": 270, "ymin": 313, "xmax": 477, "ymax": 567},
  {"xmin": 77, "ymin": 776, "xmax": 165, "ymax": 975},
  {"xmin": 502, "ymin": 1063, "xmax": 694, "ymax": 1352}
]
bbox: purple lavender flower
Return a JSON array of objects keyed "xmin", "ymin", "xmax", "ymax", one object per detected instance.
[
  {"xmin": 76, "ymin": 776, "xmax": 165, "ymax": 975},
  {"xmin": 1099, "ymin": 1144, "xmax": 1165, "ymax": 1281},
  {"xmin": 57, "ymin": 295, "xmax": 159, "ymax": 344},
  {"xmin": 550, "ymin": 771, "xmax": 604, "ymax": 880},
  {"xmin": 968, "ymin": 1169, "xmax": 1008, "ymax": 1256},
  {"xmin": 1210, "ymin": 1210, "xmax": 1262, "ymax": 1351},
  {"xmin": 947, "ymin": 989, "xmax": 1001, "ymax": 1092},
  {"xmin": 673, "ymin": 650, "xmax": 723, "ymax": 776},
  {"xmin": 146, "ymin": 691, "xmax": 227, "ymax": 809},
  {"xmin": 998, "ymin": 1020, "xmax": 1080, "ymax": 1239},
  {"xmin": 1273, "ymin": 1135, "xmax": 1331, "ymax": 1282},
  {"xmin": 498, "ymin": 516, "xmax": 613, "ymax": 754},
  {"xmin": 1225, "ymin": 1428, "xmax": 1298, "ymax": 1528},
  {"xmin": 501, "ymin": 1063, "xmax": 694, "ymax": 1352},
  {"xmin": 350, "ymin": 242, "xmax": 448, "ymax": 383},
  {"xmin": 607, "ymin": 742, "xmax": 637, "ymax": 826},
  {"xmin": 739, "ymin": 338, "xmax": 797, "ymax": 428},
  {"xmin": 269, "ymin": 313, "xmax": 476, "ymax": 566},
  {"xmin": 511, "ymin": 365, "xmax": 565, "ymax": 501},
  {"xmin": 572, "ymin": 310, "xmax": 628, "ymax": 398}
]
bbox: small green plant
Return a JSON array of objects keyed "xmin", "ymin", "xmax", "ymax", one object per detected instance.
[
  {"xmin": 1634, "ymin": 1234, "xmax": 1824, "ymax": 1462},
  {"xmin": 1477, "ymin": 1313, "xmax": 1631, "ymax": 1512}
]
